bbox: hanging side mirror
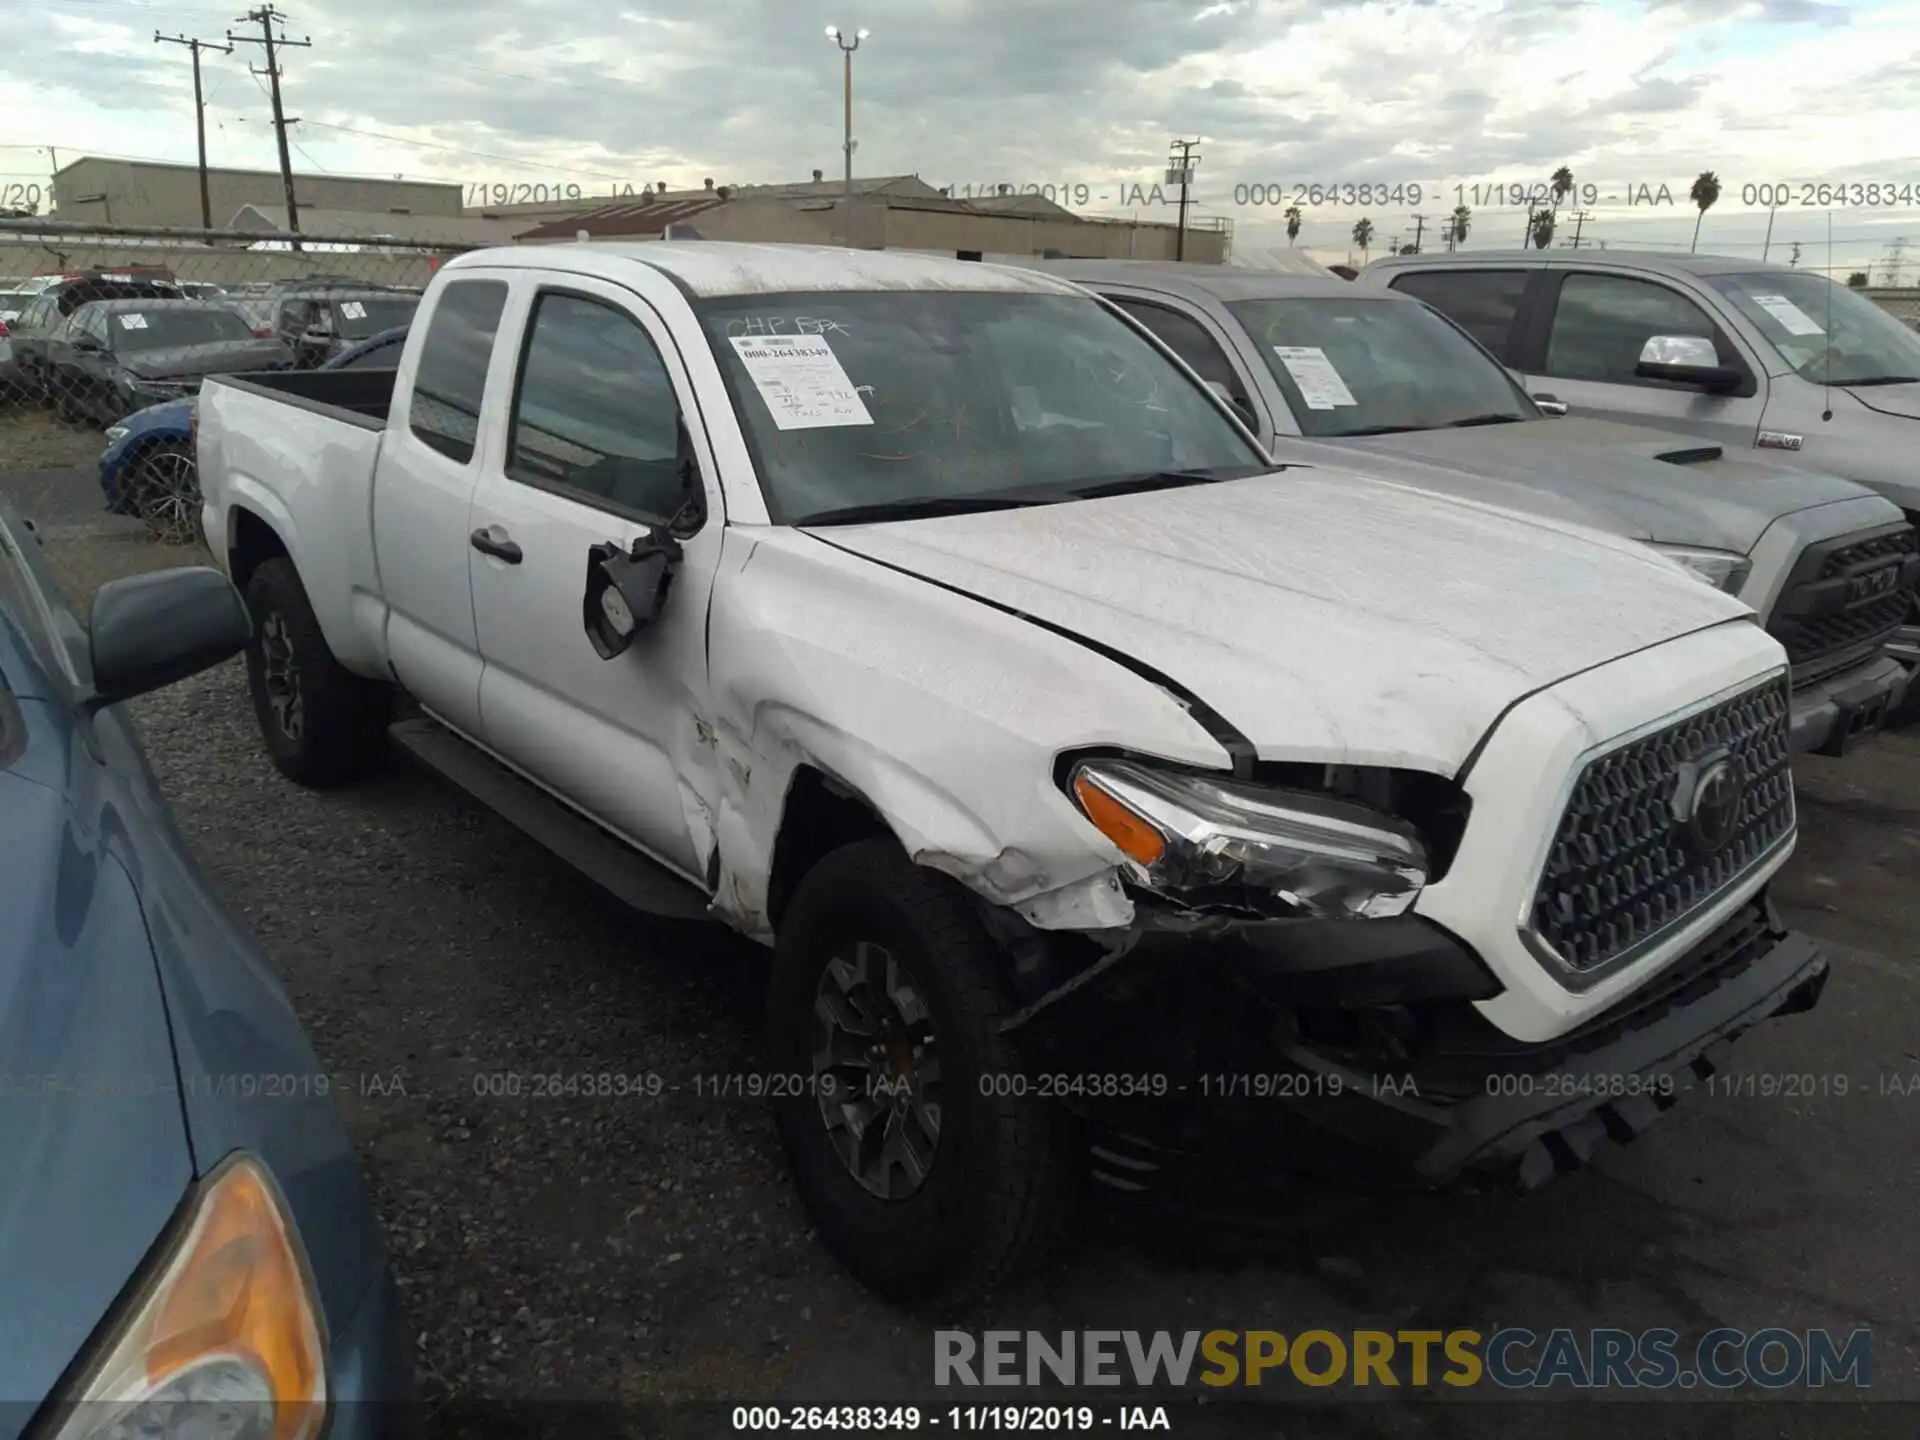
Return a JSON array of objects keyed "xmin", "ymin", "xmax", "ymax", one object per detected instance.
[{"xmin": 583, "ymin": 525, "xmax": 684, "ymax": 659}]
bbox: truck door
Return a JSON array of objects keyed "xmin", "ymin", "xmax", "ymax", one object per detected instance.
[
  {"xmin": 372, "ymin": 275, "xmax": 512, "ymax": 738},
  {"xmin": 1523, "ymin": 269, "xmax": 1768, "ymax": 447},
  {"xmin": 465, "ymin": 277, "xmax": 724, "ymax": 883}
]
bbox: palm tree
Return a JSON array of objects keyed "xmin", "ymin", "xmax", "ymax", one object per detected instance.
[
  {"xmin": 1448, "ymin": 204, "xmax": 1471, "ymax": 251},
  {"xmin": 1284, "ymin": 205, "xmax": 1303, "ymax": 246},
  {"xmin": 1550, "ymin": 166, "xmax": 1575, "ymax": 212},
  {"xmin": 1351, "ymin": 216, "xmax": 1374, "ymax": 263},
  {"xmin": 1529, "ymin": 207, "xmax": 1556, "ymax": 249},
  {"xmin": 1846, "ymin": 271, "xmax": 1870, "ymax": 288},
  {"xmin": 1789, "ymin": 241, "xmax": 1802, "ymax": 268},
  {"xmin": 1689, "ymin": 170, "xmax": 1721, "ymax": 253}
]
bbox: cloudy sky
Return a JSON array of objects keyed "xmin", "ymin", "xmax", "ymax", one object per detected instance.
[{"xmin": 4, "ymin": 0, "xmax": 1919, "ymax": 276}]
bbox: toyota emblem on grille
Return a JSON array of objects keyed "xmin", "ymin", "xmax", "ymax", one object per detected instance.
[
  {"xmin": 1671, "ymin": 753, "xmax": 1745, "ymax": 856},
  {"xmin": 1847, "ymin": 564, "xmax": 1901, "ymax": 603}
]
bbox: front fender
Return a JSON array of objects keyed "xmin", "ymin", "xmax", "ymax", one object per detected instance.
[{"xmin": 704, "ymin": 527, "xmax": 1232, "ymax": 939}]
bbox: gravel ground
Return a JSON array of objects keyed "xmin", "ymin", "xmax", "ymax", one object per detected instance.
[{"xmin": 16, "ymin": 491, "xmax": 1920, "ymax": 1436}]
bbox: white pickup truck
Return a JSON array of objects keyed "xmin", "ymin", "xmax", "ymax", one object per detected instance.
[{"xmin": 197, "ymin": 243, "xmax": 1829, "ymax": 1302}]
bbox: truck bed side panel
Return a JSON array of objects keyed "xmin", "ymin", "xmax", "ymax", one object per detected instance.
[{"xmin": 198, "ymin": 376, "xmax": 391, "ymax": 675}]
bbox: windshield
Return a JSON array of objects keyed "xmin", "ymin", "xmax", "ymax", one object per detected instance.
[
  {"xmin": 697, "ymin": 289, "xmax": 1268, "ymax": 523},
  {"xmin": 334, "ymin": 295, "xmax": 419, "ymax": 338},
  {"xmin": 1707, "ymin": 271, "xmax": 1920, "ymax": 386},
  {"xmin": 106, "ymin": 305, "xmax": 255, "ymax": 352},
  {"xmin": 1226, "ymin": 295, "xmax": 1533, "ymax": 437}
]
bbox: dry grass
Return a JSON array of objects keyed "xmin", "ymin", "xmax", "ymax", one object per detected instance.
[
  {"xmin": 40, "ymin": 528, "xmax": 215, "ymax": 610},
  {"xmin": 0, "ymin": 403, "xmax": 107, "ymax": 473}
]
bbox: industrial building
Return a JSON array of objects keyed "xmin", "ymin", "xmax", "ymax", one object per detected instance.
[
  {"xmin": 515, "ymin": 174, "xmax": 1232, "ymax": 262},
  {"xmin": 50, "ymin": 156, "xmax": 463, "ymax": 229}
]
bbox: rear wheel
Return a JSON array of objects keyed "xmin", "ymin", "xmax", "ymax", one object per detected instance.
[
  {"xmin": 126, "ymin": 439, "xmax": 202, "ymax": 546},
  {"xmin": 766, "ymin": 838, "xmax": 1079, "ymax": 1304},
  {"xmin": 243, "ymin": 558, "xmax": 392, "ymax": 787}
]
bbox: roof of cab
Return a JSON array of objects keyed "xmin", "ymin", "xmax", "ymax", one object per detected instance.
[
  {"xmin": 1363, "ymin": 249, "xmax": 1785, "ymax": 279},
  {"xmin": 443, "ymin": 241, "xmax": 1090, "ymax": 298},
  {"xmin": 1018, "ymin": 258, "xmax": 1384, "ymax": 305}
]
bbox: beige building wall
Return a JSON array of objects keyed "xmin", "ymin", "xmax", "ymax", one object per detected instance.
[{"xmin": 51, "ymin": 158, "xmax": 463, "ymax": 229}]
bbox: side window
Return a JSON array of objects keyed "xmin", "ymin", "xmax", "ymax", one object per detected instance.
[
  {"xmin": 1543, "ymin": 273, "xmax": 1735, "ymax": 386},
  {"xmin": 1110, "ymin": 299, "xmax": 1252, "ymax": 404},
  {"xmin": 1387, "ymin": 270, "xmax": 1528, "ymax": 359},
  {"xmin": 506, "ymin": 291, "xmax": 691, "ymax": 521},
  {"xmin": 408, "ymin": 279, "xmax": 509, "ymax": 465}
]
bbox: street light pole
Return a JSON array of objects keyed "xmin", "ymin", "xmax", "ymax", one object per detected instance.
[{"xmin": 824, "ymin": 25, "xmax": 870, "ymax": 199}]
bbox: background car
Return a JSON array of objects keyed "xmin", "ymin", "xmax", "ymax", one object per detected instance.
[
  {"xmin": 44, "ymin": 297, "xmax": 294, "ymax": 428},
  {"xmin": 0, "ymin": 287, "xmax": 30, "ymax": 400},
  {"xmin": 99, "ymin": 324, "xmax": 410, "ymax": 541},
  {"xmin": 0, "ymin": 496, "xmax": 414, "ymax": 1439},
  {"xmin": 6, "ymin": 270, "xmax": 185, "ymax": 403},
  {"xmin": 270, "ymin": 284, "xmax": 421, "ymax": 368}
]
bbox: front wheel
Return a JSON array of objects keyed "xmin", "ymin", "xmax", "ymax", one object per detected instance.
[
  {"xmin": 126, "ymin": 439, "xmax": 203, "ymax": 546},
  {"xmin": 766, "ymin": 839, "xmax": 1079, "ymax": 1304},
  {"xmin": 243, "ymin": 558, "xmax": 392, "ymax": 787}
]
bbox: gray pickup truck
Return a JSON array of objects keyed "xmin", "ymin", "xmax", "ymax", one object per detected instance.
[
  {"xmin": 1356, "ymin": 249, "xmax": 1920, "ymax": 700},
  {"xmin": 1025, "ymin": 259, "xmax": 1915, "ymax": 757}
]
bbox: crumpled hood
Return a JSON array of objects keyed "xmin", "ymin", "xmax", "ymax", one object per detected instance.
[
  {"xmin": 1845, "ymin": 380, "xmax": 1920, "ymax": 420},
  {"xmin": 816, "ymin": 469, "xmax": 1753, "ymax": 773},
  {"xmin": 1339, "ymin": 415, "xmax": 1870, "ymax": 553},
  {"xmin": 0, "ymin": 767, "xmax": 192, "ymax": 1426}
]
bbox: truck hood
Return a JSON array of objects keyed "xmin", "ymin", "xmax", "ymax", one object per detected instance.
[
  {"xmin": 0, "ymin": 766, "xmax": 192, "ymax": 1427},
  {"xmin": 1845, "ymin": 380, "xmax": 1920, "ymax": 420},
  {"xmin": 1338, "ymin": 415, "xmax": 1869, "ymax": 554},
  {"xmin": 815, "ymin": 469, "xmax": 1752, "ymax": 773}
]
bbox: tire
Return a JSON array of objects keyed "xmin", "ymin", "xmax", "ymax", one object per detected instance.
[
  {"xmin": 125, "ymin": 439, "xmax": 203, "ymax": 547},
  {"xmin": 243, "ymin": 557, "xmax": 392, "ymax": 787},
  {"xmin": 766, "ymin": 838, "xmax": 1080, "ymax": 1304}
]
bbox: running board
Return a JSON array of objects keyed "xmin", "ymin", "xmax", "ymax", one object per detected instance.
[{"xmin": 389, "ymin": 717, "xmax": 715, "ymax": 922}]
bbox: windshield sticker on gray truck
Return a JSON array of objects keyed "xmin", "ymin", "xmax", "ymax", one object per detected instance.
[
  {"xmin": 729, "ymin": 334, "xmax": 875, "ymax": 430},
  {"xmin": 1273, "ymin": 345, "xmax": 1356, "ymax": 409},
  {"xmin": 340, "ymin": 301, "xmax": 367, "ymax": 320},
  {"xmin": 1749, "ymin": 294, "xmax": 1825, "ymax": 337},
  {"xmin": 725, "ymin": 316, "xmax": 853, "ymax": 338},
  {"xmin": 118, "ymin": 313, "xmax": 148, "ymax": 329}
]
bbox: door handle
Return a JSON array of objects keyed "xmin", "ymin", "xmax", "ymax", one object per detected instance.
[{"xmin": 470, "ymin": 525, "xmax": 523, "ymax": 564}]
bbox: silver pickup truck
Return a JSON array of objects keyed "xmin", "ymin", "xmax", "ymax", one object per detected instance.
[
  {"xmin": 1027, "ymin": 260, "xmax": 1915, "ymax": 756},
  {"xmin": 1357, "ymin": 249, "xmax": 1920, "ymax": 706}
]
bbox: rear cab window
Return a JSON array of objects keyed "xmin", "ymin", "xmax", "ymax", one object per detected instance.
[
  {"xmin": 407, "ymin": 280, "xmax": 510, "ymax": 464},
  {"xmin": 1385, "ymin": 269, "xmax": 1529, "ymax": 360}
]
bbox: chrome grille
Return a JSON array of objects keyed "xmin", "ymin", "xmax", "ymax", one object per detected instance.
[{"xmin": 1529, "ymin": 677, "xmax": 1794, "ymax": 979}]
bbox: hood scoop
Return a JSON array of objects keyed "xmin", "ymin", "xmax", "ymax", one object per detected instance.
[{"xmin": 1655, "ymin": 445, "xmax": 1724, "ymax": 466}]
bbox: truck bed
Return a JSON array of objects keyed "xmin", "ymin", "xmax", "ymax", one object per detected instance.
[{"xmin": 209, "ymin": 367, "xmax": 397, "ymax": 429}]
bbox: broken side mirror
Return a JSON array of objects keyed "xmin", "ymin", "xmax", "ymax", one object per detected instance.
[{"xmin": 584, "ymin": 525, "xmax": 684, "ymax": 659}]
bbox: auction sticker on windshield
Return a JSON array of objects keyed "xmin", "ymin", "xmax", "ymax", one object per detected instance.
[
  {"xmin": 119, "ymin": 314, "xmax": 148, "ymax": 330},
  {"xmin": 729, "ymin": 333, "xmax": 874, "ymax": 430},
  {"xmin": 1273, "ymin": 345, "xmax": 1356, "ymax": 410},
  {"xmin": 1750, "ymin": 294, "xmax": 1825, "ymax": 337},
  {"xmin": 340, "ymin": 301, "xmax": 367, "ymax": 320}
]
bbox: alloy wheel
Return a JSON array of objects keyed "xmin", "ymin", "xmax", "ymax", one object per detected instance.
[
  {"xmin": 810, "ymin": 940, "xmax": 943, "ymax": 1199},
  {"xmin": 259, "ymin": 610, "xmax": 304, "ymax": 741},
  {"xmin": 134, "ymin": 448, "xmax": 200, "ymax": 546}
]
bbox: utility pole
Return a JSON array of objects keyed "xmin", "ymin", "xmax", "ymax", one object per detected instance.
[
  {"xmin": 1567, "ymin": 208, "xmax": 1594, "ymax": 249},
  {"xmin": 1409, "ymin": 213, "xmax": 1427, "ymax": 253},
  {"xmin": 1168, "ymin": 138, "xmax": 1200, "ymax": 262},
  {"xmin": 155, "ymin": 31, "xmax": 235, "ymax": 229},
  {"xmin": 228, "ymin": 6, "xmax": 310, "ymax": 246}
]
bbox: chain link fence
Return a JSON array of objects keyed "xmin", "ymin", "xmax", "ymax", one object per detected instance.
[{"xmin": 0, "ymin": 218, "xmax": 471, "ymax": 542}]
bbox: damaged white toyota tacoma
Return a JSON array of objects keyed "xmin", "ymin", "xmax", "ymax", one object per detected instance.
[{"xmin": 196, "ymin": 243, "xmax": 1829, "ymax": 1302}]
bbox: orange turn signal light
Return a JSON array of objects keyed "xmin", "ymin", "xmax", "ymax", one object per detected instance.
[{"xmin": 1072, "ymin": 771, "xmax": 1167, "ymax": 867}]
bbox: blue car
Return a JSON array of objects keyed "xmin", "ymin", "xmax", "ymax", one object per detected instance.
[
  {"xmin": 99, "ymin": 326, "xmax": 412, "ymax": 522},
  {"xmin": 0, "ymin": 499, "xmax": 413, "ymax": 1438}
]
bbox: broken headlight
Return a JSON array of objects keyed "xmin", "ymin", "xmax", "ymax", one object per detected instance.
[{"xmin": 1066, "ymin": 759, "xmax": 1429, "ymax": 918}]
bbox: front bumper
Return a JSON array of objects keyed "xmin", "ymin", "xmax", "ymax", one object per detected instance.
[
  {"xmin": 1012, "ymin": 895, "xmax": 1825, "ymax": 1200},
  {"xmin": 1787, "ymin": 652, "xmax": 1910, "ymax": 756},
  {"xmin": 324, "ymin": 1264, "xmax": 419, "ymax": 1438},
  {"xmin": 1890, "ymin": 621, "xmax": 1920, "ymax": 668}
]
